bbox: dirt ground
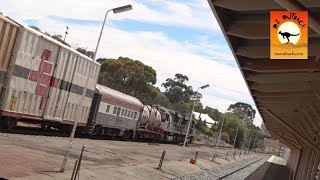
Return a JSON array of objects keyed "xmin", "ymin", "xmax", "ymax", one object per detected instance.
[{"xmin": 0, "ymin": 133, "xmax": 259, "ymax": 180}]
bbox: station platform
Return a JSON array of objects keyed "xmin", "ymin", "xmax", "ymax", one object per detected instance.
[{"xmin": 246, "ymin": 155, "xmax": 290, "ymax": 180}]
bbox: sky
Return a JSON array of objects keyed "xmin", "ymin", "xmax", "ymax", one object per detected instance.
[{"xmin": 1, "ymin": 0, "xmax": 263, "ymax": 126}]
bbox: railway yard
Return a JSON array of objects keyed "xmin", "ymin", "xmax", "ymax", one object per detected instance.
[{"xmin": 0, "ymin": 132, "xmax": 277, "ymax": 180}]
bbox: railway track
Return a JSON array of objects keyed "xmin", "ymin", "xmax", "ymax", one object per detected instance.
[
  {"xmin": 218, "ymin": 155, "xmax": 268, "ymax": 180},
  {"xmin": 177, "ymin": 154, "xmax": 270, "ymax": 180},
  {"xmin": 0, "ymin": 125, "xmax": 180, "ymax": 145}
]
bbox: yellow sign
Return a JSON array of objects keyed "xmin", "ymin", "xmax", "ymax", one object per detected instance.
[
  {"xmin": 9, "ymin": 96, "xmax": 17, "ymax": 111},
  {"xmin": 270, "ymin": 11, "xmax": 308, "ymax": 59}
]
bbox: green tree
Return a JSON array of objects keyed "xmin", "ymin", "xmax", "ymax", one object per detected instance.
[
  {"xmin": 162, "ymin": 73, "xmax": 194, "ymax": 104},
  {"xmin": 203, "ymin": 106, "xmax": 222, "ymax": 121},
  {"xmin": 29, "ymin": 25, "xmax": 41, "ymax": 32},
  {"xmin": 194, "ymin": 101, "xmax": 204, "ymax": 112},
  {"xmin": 76, "ymin": 47, "xmax": 94, "ymax": 59},
  {"xmin": 227, "ymin": 102, "xmax": 256, "ymax": 124},
  {"xmin": 96, "ymin": 58, "xmax": 110, "ymax": 64},
  {"xmin": 171, "ymin": 101, "xmax": 192, "ymax": 116},
  {"xmin": 51, "ymin": 34, "xmax": 70, "ymax": 47},
  {"xmin": 98, "ymin": 57, "xmax": 157, "ymax": 104},
  {"xmin": 28, "ymin": 25, "xmax": 70, "ymax": 47},
  {"xmin": 216, "ymin": 112, "xmax": 248, "ymax": 147},
  {"xmin": 154, "ymin": 93, "xmax": 172, "ymax": 109}
]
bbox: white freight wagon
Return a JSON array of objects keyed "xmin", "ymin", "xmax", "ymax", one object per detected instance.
[{"xmin": 0, "ymin": 14, "xmax": 100, "ymax": 130}]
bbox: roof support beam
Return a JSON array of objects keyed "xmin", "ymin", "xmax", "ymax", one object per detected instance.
[
  {"xmin": 274, "ymin": 0, "xmax": 320, "ymax": 35},
  {"xmin": 272, "ymin": 131, "xmax": 300, "ymax": 149},
  {"xmin": 263, "ymin": 109, "xmax": 320, "ymax": 152},
  {"xmin": 247, "ymin": 73, "xmax": 320, "ymax": 83},
  {"xmin": 303, "ymin": 108, "xmax": 320, "ymax": 134},
  {"xmin": 243, "ymin": 61, "xmax": 320, "ymax": 73},
  {"xmin": 251, "ymin": 82, "xmax": 310, "ymax": 92},
  {"xmin": 309, "ymin": 104, "xmax": 320, "ymax": 134},
  {"xmin": 253, "ymin": 91, "xmax": 314, "ymax": 98},
  {"xmin": 237, "ymin": 40, "xmax": 320, "ymax": 58}
]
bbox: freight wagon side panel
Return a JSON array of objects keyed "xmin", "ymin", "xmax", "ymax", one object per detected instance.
[
  {"xmin": 2, "ymin": 28, "xmax": 60, "ymax": 119},
  {"xmin": 43, "ymin": 48, "xmax": 77, "ymax": 122},
  {"xmin": 61, "ymin": 56, "xmax": 100, "ymax": 125},
  {"xmin": 0, "ymin": 16, "xmax": 19, "ymax": 109}
]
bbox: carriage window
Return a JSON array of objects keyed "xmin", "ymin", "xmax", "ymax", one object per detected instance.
[
  {"xmin": 117, "ymin": 108, "xmax": 121, "ymax": 115},
  {"xmin": 124, "ymin": 110, "xmax": 127, "ymax": 117},
  {"xmin": 134, "ymin": 112, "xmax": 137, "ymax": 119},
  {"xmin": 106, "ymin": 105, "xmax": 110, "ymax": 113},
  {"xmin": 113, "ymin": 107, "xmax": 117, "ymax": 114},
  {"xmin": 130, "ymin": 111, "xmax": 134, "ymax": 118},
  {"xmin": 121, "ymin": 109, "xmax": 124, "ymax": 116},
  {"xmin": 127, "ymin": 111, "xmax": 131, "ymax": 117}
]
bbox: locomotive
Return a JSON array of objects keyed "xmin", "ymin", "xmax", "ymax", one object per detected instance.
[{"xmin": 0, "ymin": 14, "xmax": 195, "ymax": 142}]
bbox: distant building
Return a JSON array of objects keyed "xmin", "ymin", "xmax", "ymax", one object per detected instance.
[{"xmin": 193, "ymin": 111, "xmax": 217, "ymax": 128}]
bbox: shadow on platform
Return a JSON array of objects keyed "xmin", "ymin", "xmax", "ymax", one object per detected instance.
[{"xmin": 246, "ymin": 156, "xmax": 290, "ymax": 180}]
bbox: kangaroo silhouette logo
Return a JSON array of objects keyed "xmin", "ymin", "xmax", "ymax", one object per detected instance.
[
  {"xmin": 277, "ymin": 21, "xmax": 301, "ymax": 45},
  {"xmin": 270, "ymin": 11, "xmax": 308, "ymax": 59},
  {"xmin": 278, "ymin": 31, "xmax": 300, "ymax": 44}
]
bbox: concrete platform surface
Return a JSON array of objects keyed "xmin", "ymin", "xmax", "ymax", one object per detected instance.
[{"xmin": 246, "ymin": 155, "xmax": 290, "ymax": 180}]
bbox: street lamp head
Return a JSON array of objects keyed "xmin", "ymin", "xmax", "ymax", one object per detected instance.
[
  {"xmin": 200, "ymin": 84, "xmax": 209, "ymax": 89},
  {"xmin": 112, "ymin": 4, "xmax": 133, "ymax": 14}
]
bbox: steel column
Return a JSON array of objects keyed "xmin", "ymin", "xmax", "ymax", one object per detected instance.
[
  {"xmin": 306, "ymin": 148, "xmax": 316, "ymax": 180},
  {"xmin": 311, "ymin": 151, "xmax": 320, "ymax": 180}
]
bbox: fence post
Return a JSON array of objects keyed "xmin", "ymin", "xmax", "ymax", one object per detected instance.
[
  {"xmin": 71, "ymin": 160, "xmax": 78, "ymax": 180},
  {"xmin": 74, "ymin": 146, "xmax": 85, "ymax": 179},
  {"xmin": 157, "ymin": 150, "xmax": 166, "ymax": 170},
  {"xmin": 225, "ymin": 151, "xmax": 229, "ymax": 160},
  {"xmin": 195, "ymin": 151, "xmax": 198, "ymax": 161},
  {"xmin": 233, "ymin": 151, "xmax": 236, "ymax": 159},
  {"xmin": 212, "ymin": 153, "xmax": 216, "ymax": 162}
]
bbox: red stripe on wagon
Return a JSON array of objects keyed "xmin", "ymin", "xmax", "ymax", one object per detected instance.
[
  {"xmin": 1, "ymin": 110, "xmax": 43, "ymax": 120},
  {"xmin": 62, "ymin": 119, "xmax": 86, "ymax": 127},
  {"xmin": 101, "ymin": 95, "xmax": 141, "ymax": 111},
  {"xmin": 28, "ymin": 49, "xmax": 60, "ymax": 110}
]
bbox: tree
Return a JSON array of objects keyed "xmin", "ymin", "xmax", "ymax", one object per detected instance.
[
  {"xmin": 76, "ymin": 47, "xmax": 94, "ymax": 59},
  {"xmin": 227, "ymin": 102, "xmax": 256, "ymax": 124},
  {"xmin": 154, "ymin": 93, "xmax": 172, "ymax": 108},
  {"xmin": 29, "ymin": 25, "xmax": 41, "ymax": 32},
  {"xmin": 96, "ymin": 58, "xmax": 109, "ymax": 64},
  {"xmin": 28, "ymin": 25, "xmax": 70, "ymax": 47},
  {"xmin": 51, "ymin": 34, "xmax": 70, "ymax": 47},
  {"xmin": 194, "ymin": 101, "xmax": 204, "ymax": 112},
  {"xmin": 162, "ymin": 73, "xmax": 194, "ymax": 104},
  {"xmin": 203, "ymin": 106, "xmax": 222, "ymax": 122},
  {"xmin": 98, "ymin": 57, "xmax": 157, "ymax": 104}
]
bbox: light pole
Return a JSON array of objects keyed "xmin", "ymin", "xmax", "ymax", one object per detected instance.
[
  {"xmin": 232, "ymin": 117, "xmax": 245, "ymax": 149},
  {"xmin": 63, "ymin": 26, "xmax": 69, "ymax": 42},
  {"xmin": 232, "ymin": 125, "xmax": 239, "ymax": 148},
  {"xmin": 183, "ymin": 84, "xmax": 209, "ymax": 147},
  {"xmin": 93, "ymin": 4, "xmax": 132, "ymax": 61},
  {"xmin": 215, "ymin": 109, "xmax": 230, "ymax": 148},
  {"xmin": 60, "ymin": 4, "xmax": 133, "ymax": 172},
  {"xmin": 251, "ymin": 135, "xmax": 257, "ymax": 154},
  {"xmin": 246, "ymin": 135, "xmax": 252, "ymax": 155}
]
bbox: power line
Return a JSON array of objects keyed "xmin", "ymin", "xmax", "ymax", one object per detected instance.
[{"xmin": 68, "ymin": 41, "xmax": 252, "ymax": 97}]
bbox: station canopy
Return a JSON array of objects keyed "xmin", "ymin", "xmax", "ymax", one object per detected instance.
[{"xmin": 208, "ymin": 0, "xmax": 320, "ymax": 151}]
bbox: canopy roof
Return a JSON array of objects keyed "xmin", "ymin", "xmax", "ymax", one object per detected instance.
[{"xmin": 208, "ymin": 0, "xmax": 320, "ymax": 151}]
